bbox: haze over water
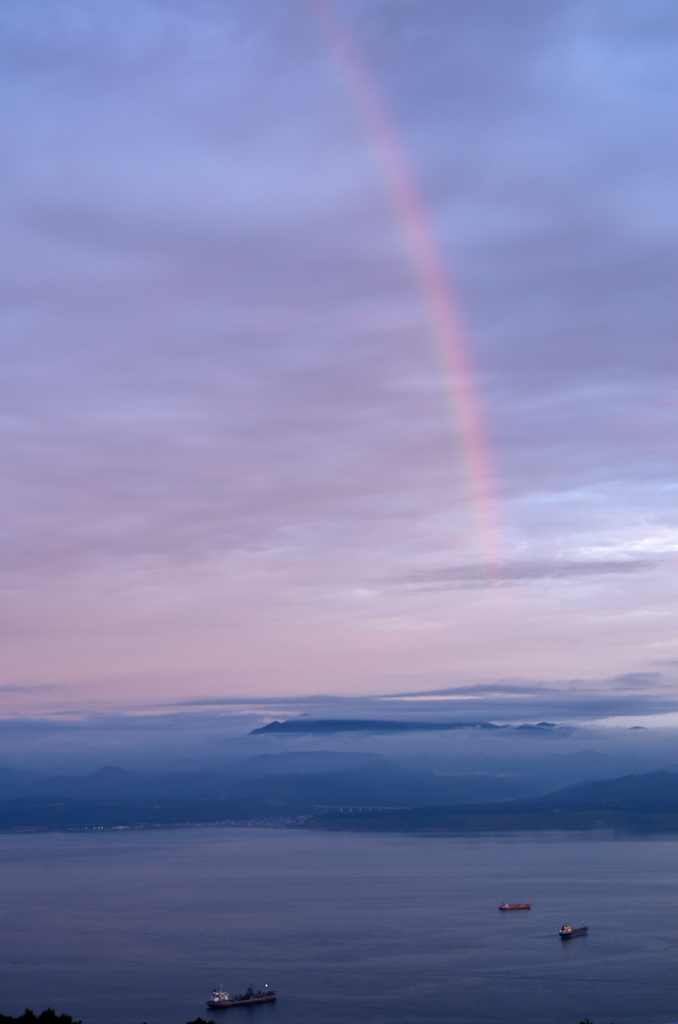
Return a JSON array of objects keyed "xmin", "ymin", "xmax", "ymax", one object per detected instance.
[{"xmin": 0, "ymin": 827, "xmax": 676, "ymax": 1024}]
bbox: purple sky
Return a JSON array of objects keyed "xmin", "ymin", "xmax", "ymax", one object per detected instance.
[{"xmin": 2, "ymin": 0, "xmax": 678, "ymax": 715}]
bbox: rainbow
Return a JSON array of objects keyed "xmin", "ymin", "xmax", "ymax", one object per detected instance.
[{"xmin": 311, "ymin": 1, "xmax": 501, "ymax": 568}]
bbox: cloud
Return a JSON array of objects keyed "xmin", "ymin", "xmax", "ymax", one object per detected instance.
[
  {"xmin": 609, "ymin": 672, "xmax": 663, "ymax": 690},
  {"xmin": 0, "ymin": 1, "xmax": 678, "ymax": 705},
  {"xmin": 0, "ymin": 684, "xmax": 63, "ymax": 693},
  {"xmin": 394, "ymin": 557, "xmax": 658, "ymax": 590}
]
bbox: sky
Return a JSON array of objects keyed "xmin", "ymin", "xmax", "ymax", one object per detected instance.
[{"xmin": 2, "ymin": 0, "xmax": 678, "ymax": 717}]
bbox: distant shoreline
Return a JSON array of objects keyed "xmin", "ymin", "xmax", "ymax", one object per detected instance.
[
  {"xmin": 2, "ymin": 813, "xmax": 678, "ymax": 836},
  {"xmin": 0, "ymin": 818, "xmax": 308, "ymax": 835}
]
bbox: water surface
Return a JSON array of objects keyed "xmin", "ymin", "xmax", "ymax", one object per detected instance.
[{"xmin": 0, "ymin": 827, "xmax": 676, "ymax": 1024}]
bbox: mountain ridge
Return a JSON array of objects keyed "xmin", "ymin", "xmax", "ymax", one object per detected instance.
[
  {"xmin": 305, "ymin": 769, "xmax": 678, "ymax": 832},
  {"xmin": 0, "ymin": 760, "xmax": 675, "ymax": 832}
]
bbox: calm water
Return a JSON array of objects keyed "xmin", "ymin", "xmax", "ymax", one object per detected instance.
[{"xmin": 0, "ymin": 827, "xmax": 677, "ymax": 1024}]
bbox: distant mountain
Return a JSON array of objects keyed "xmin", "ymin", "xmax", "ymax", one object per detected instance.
[
  {"xmin": 250, "ymin": 719, "xmax": 560, "ymax": 735},
  {"xmin": 221, "ymin": 751, "xmax": 382, "ymax": 777},
  {"xmin": 395, "ymin": 748, "xmax": 657, "ymax": 794},
  {"xmin": 0, "ymin": 768, "xmax": 43, "ymax": 799},
  {"xmin": 2, "ymin": 757, "xmax": 676, "ymax": 833},
  {"xmin": 19, "ymin": 757, "xmax": 375, "ymax": 797},
  {"xmin": 0, "ymin": 758, "xmax": 539, "ymax": 830},
  {"xmin": 305, "ymin": 770, "xmax": 678, "ymax": 832},
  {"xmin": 0, "ymin": 752, "xmax": 382, "ymax": 801}
]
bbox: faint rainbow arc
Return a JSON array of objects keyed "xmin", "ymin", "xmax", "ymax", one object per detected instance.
[{"xmin": 311, "ymin": 1, "xmax": 502, "ymax": 567}]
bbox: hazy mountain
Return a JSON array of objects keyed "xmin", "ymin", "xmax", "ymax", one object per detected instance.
[
  {"xmin": 306, "ymin": 770, "xmax": 678, "ymax": 832},
  {"xmin": 0, "ymin": 753, "xmax": 383, "ymax": 801},
  {"xmin": 0, "ymin": 768, "xmax": 43, "ymax": 799},
  {"xmin": 249, "ymin": 719, "xmax": 559, "ymax": 735},
  {"xmin": 3, "ymin": 757, "xmax": 678, "ymax": 833},
  {"xmin": 0, "ymin": 758, "xmax": 540, "ymax": 830}
]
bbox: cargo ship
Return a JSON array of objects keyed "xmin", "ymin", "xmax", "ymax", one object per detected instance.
[
  {"xmin": 207, "ymin": 985, "xmax": 276, "ymax": 1008},
  {"xmin": 559, "ymin": 923, "xmax": 588, "ymax": 939},
  {"xmin": 499, "ymin": 902, "xmax": 531, "ymax": 910}
]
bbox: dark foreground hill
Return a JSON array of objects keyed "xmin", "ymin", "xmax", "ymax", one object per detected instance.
[
  {"xmin": 0, "ymin": 1012, "xmax": 80, "ymax": 1024},
  {"xmin": 305, "ymin": 770, "xmax": 678, "ymax": 832}
]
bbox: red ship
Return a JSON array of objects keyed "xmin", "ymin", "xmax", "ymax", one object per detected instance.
[{"xmin": 499, "ymin": 902, "xmax": 531, "ymax": 910}]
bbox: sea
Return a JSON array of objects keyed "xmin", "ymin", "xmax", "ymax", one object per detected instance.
[{"xmin": 0, "ymin": 827, "xmax": 676, "ymax": 1024}]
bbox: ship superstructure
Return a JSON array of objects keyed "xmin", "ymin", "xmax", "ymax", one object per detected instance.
[{"xmin": 207, "ymin": 985, "xmax": 276, "ymax": 1008}]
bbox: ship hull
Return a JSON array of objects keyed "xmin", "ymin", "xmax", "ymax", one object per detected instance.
[
  {"xmin": 559, "ymin": 929, "xmax": 587, "ymax": 939},
  {"xmin": 207, "ymin": 996, "xmax": 277, "ymax": 1008},
  {"xmin": 499, "ymin": 904, "xmax": 531, "ymax": 910}
]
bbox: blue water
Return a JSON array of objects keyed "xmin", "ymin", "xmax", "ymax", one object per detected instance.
[{"xmin": 0, "ymin": 827, "xmax": 676, "ymax": 1024}]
